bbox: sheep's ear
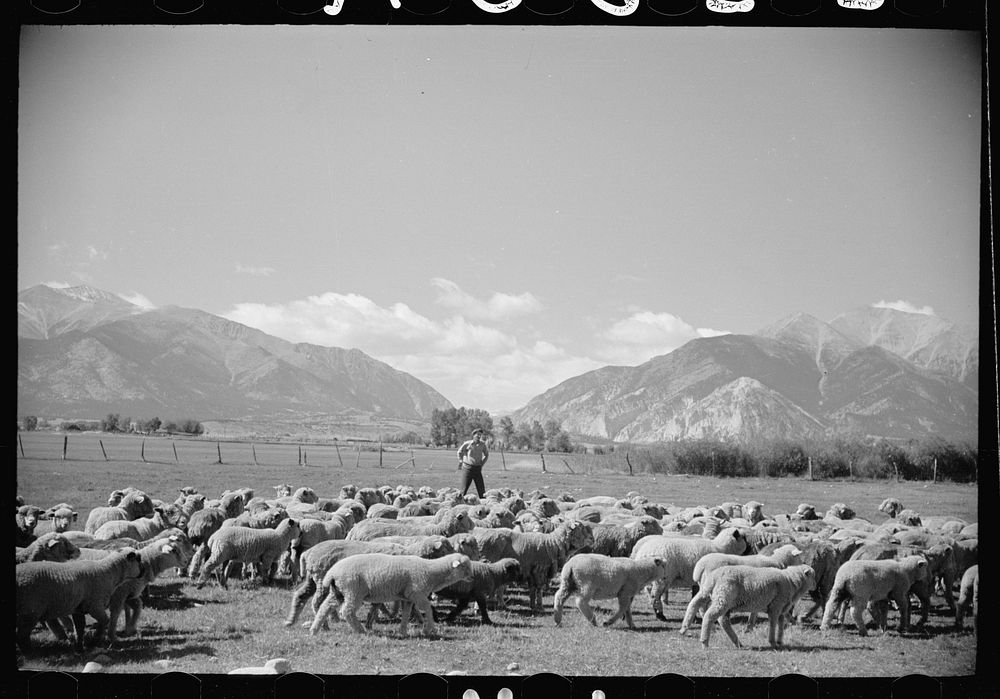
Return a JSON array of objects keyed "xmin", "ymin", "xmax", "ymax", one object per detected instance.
[
  {"xmin": 791, "ymin": 548, "xmax": 802, "ymax": 556},
  {"xmin": 451, "ymin": 559, "xmax": 462, "ymax": 568},
  {"xmin": 161, "ymin": 544, "xmax": 174, "ymax": 554},
  {"xmin": 136, "ymin": 495, "xmax": 146, "ymax": 503},
  {"xmin": 47, "ymin": 538, "xmax": 61, "ymax": 548}
]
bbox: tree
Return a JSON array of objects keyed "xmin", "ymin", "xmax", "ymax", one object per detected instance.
[
  {"xmin": 22, "ymin": 416, "xmax": 38, "ymax": 432},
  {"xmin": 101, "ymin": 413, "xmax": 122, "ymax": 433},
  {"xmin": 529, "ymin": 420, "xmax": 546, "ymax": 451},
  {"xmin": 498, "ymin": 416, "xmax": 515, "ymax": 449}
]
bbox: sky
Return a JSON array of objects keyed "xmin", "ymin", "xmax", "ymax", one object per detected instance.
[{"xmin": 17, "ymin": 26, "xmax": 982, "ymax": 413}]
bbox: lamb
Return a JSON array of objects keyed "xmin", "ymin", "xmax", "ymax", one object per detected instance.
[
  {"xmin": 196, "ymin": 518, "xmax": 302, "ymax": 589},
  {"xmin": 309, "ymin": 552, "xmax": 474, "ymax": 636},
  {"xmin": 106, "ymin": 535, "xmax": 193, "ymax": 642},
  {"xmin": 583, "ymin": 517, "xmax": 664, "ymax": 558},
  {"xmin": 346, "ymin": 509, "xmax": 474, "ymax": 541},
  {"xmin": 820, "ymin": 556, "xmax": 929, "ymax": 635},
  {"xmin": 629, "ymin": 528, "xmax": 748, "ymax": 624},
  {"xmin": 878, "ymin": 498, "xmax": 904, "ymax": 518},
  {"xmin": 434, "ymin": 558, "xmax": 522, "ymax": 625},
  {"xmin": 34, "ymin": 504, "xmax": 79, "ymax": 535},
  {"xmin": 16, "ymin": 549, "xmax": 145, "ymax": 652},
  {"xmin": 552, "ymin": 554, "xmax": 668, "ymax": 629},
  {"xmin": 682, "ymin": 544, "xmax": 804, "ymax": 632},
  {"xmin": 758, "ymin": 539, "xmax": 841, "ymax": 625},
  {"xmin": 955, "ymin": 564, "xmax": 978, "ymax": 632},
  {"xmin": 16, "ymin": 505, "xmax": 45, "ymax": 547},
  {"xmin": 689, "ymin": 564, "xmax": 816, "ymax": 649},
  {"xmin": 509, "ymin": 520, "xmax": 596, "ymax": 612},
  {"xmin": 83, "ymin": 491, "xmax": 155, "ymax": 534},
  {"xmin": 15, "ymin": 532, "xmax": 81, "ymax": 564},
  {"xmin": 185, "ymin": 507, "xmax": 228, "ymax": 578},
  {"xmin": 285, "ymin": 536, "xmax": 455, "ymax": 629},
  {"xmin": 92, "ymin": 507, "xmax": 173, "ymax": 542}
]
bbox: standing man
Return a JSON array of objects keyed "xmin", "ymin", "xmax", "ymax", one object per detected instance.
[{"xmin": 457, "ymin": 428, "xmax": 489, "ymax": 498}]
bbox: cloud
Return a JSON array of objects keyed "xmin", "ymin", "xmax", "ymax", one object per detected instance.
[
  {"xmin": 872, "ymin": 300, "xmax": 936, "ymax": 316},
  {"xmin": 236, "ymin": 263, "xmax": 276, "ymax": 277},
  {"xmin": 43, "ymin": 280, "xmax": 71, "ymax": 289},
  {"xmin": 86, "ymin": 245, "xmax": 108, "ymax": 261},
  {"xmin": 119, "ymin": 292, "xmax": 155, "ymax": 309},
  {"xmin": 431, "ymin": 277, "xmax": 542, "ymax": 321},
  {"xmin": 222, "ymin": 290, "xmax": 596, "ymax": 413},
  {"xmin": 598, "ymin": 310, "xmax": 730, "ymax": 365}
]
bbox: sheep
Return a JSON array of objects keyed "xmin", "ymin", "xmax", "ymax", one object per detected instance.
[
  {"xmin": 16, "ymin": 505, "xmax": 45, "ymax": 547},
  {"xmin": 16, "ymin": 549, "xmax": 145, "ymax": 652},
  {"xmin": 509, "ymin": 520, "xmax": 596, "ymax": 612},
  {"xmin": 743, "ymin": 501, "xmax": 765, "ymax": 525},
  {"xmin": 16, "ymin": 532, "xmax": 82, "ymax": 564},
  {"xmin": 346, "ymin": 509, "xmax": 474, "ymax": 541},
  {"xmin": 955, "ymin": 564, "xmax": 978, "ymax": 632},
  {"xmin": 185, "ymin": 507, "xmax": 228, "ymax": 578},
  {"xmin": 896, "ymin": 510, "xmax": 923, "ymax": 527},
  {"xmin": 757, "ymin": 539, "xmax": 841, "ymax": 625},
  {"xmin": 365, "ymin": 503, "xmax": 400, "ymax": 520},
  {"xmin": 83, "ymin": 490, "xmax": 155, "ymax": 534},
  {"xmin": 583, "ymin": 517, "xmax": 664, "ymax": 558},
  {"xmin": 92, "ymin": 507, "xmax": 173, "ymax": 542},
  {"xmin": 629, "ymin": 528, "xmax": 748, "ymax": 624},
  {"xmin": 682, "ymin": 544, "xmax": 804, "ymax": 632},
  {"xmin": 878, "ymin": 498, "xmax": 904, "ymax": 518},
  {"xmin": 196, "ymin": 518, "xmax": 302, "ymax": 589},
  {"xmin": 848, "ymin": 542, "xmax": 956, "ymax": 626},
  {"xmin": 33, "ymin": 504, "xmax": 79, "ymax": 536},
  {"xmin": 434, "ymin": 558, "xmax": 522, "ymax": 625},
  {"xmin": 309, "ymin": 552, "xmax": 474, "ymax": 636},
  {"xmin": 354, "ymin": 487, "xmax": 385, "ymax": 510},
  {"xmin": 690, "ymin": 564, "xmax": 816, "ymax": 649},
  {"xmin": 820, "ymin": 556, "xmax": 929, "ymax": 635},
  {"xmin": 274, "ymin": 484, "xmax": 293, "ymax": 498},
  {"xmin": 285, "ymin": 536, "xmax": 456, "ymax": 629},
  {"xmin": 106, "ymin": 535, "xmax": 193, "ymax": 642},
  {"xmin": 552, "ymin": 553, "xmax": 668, "ymax": 629}
]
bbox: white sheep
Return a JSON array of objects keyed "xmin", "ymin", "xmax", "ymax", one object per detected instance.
[
  {"xmin": 309, "ymin": 552, "xmax": 474, "ymax": 636},
  {"xmin": 509, "ymin": 520, "xmax": 596, "ymax": 612},
  {"xmin": 878, "ymin": 498, "xmax": 904, "ymax": 518},
  {"xmin": 184, "ymin": 507, "xmax": 228, "ymax": 578},
  {"xmin": 955, "ymin": 564, "xmax": 978, "ymax": 632},
  {"xmin": 433, "ymin": 558, "xmax": 522, "ymax": 625},
  {"xmin": 16, "ymin": 532, "xmax": 82, "ymax": 564},
  {"xmin": 584, "ymin": 517, "xmax": 664, "ymax": 558},
  {"xmin": 92, "ymin": 507, "xmax": 173, "ymax": 542},
  {"xmin": 681, "ymin": 544, "xmax": 804, "ymax": 632},
  {"xmin": 16, "ymin": 505, "xmax": 45, "ymax": 547},
  {"xmin": 285, "ymin": 536, "xmax": 455, "ymax": 629},
  {"xmin": 16, "ymin": 549, "xmax": 145, "ymax": 652},
  {"xmin": 629, "ymin": 528, "xmax": 748, "ymax": 624},
  {"xmin": 820, "ymin": 556, "xmax": 929, "ymax": 636},
  {"xmin": 693, "ymin": 564, "xmax": 816, "ymax": 649},
  {"xmin": 552, "ymin": 553, "xmax": 668, "ymax": 629},
  {"xmin": 83, "ymin": 491, "xmax": 155, "ymax": 534},
  {"xmin": 196, "ymin": 518, "xmax": 301, "ymax": 589},
  {"xmin": 346, "ymin": 509, "xmax": 474, "ymax": 541},
  {"xmin": 106, "ymin": 535, "xmax": 193, "ymax": 641}
]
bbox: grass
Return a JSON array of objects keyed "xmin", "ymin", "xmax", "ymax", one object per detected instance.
[{"xmin": 15, "ymin": 443, "xmax": 982, "ymax": 679}]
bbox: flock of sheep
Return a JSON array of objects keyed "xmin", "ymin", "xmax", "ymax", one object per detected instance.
[{"xmin": 15, "ymin": 482, "xmax": 979, "ymax": 658}]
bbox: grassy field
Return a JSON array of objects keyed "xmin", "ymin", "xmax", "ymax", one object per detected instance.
[{"xmin": 15, "ymin": 432, "xmax": 982, "ymax": 680}]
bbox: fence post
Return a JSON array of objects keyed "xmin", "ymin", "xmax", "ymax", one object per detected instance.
[
  {"xmin": 298, "ymin": 446, "xmax": 302, "ymax": 466},
  {"xmin": 499, "ymin": 445, "xmax": 507, "ymax": 471},
  {"xmin": 335, "ymin": 442, "xmax": 344, "ymax": 468},
  {"xmin": 172, "ymin": 441, "xmax": 178, "ymax": 463},
  {"xmin": 252, "ymin": 444, "xmax": 258, "ymax": 466},
  {"xmin": 62, "ymin": 435, "xmax": 68, "ymax": 460},
  {"xmin": 101, "ymin": 440, "xmax": 109, "ymax": 462},
  {"xmin": 379, "ymin": 440, "xmax": 383, "ymax": 469},
  {"xmin": 303, "ymin": 449, "xmax": 308, "ymax": 466},
  {"xmin": 141, "ymin": 440, "xmax": 146, "ymax": 463},
  {"xmin": 560, "ymin": 458, "xmax": 575, "ymax": 474},
  {"xmin": 216, "ymin": 443, "xmax": 223, "ymax": 465},
  {"xmin": 848, "ymin": 457, "xmax": 852, "ymax": 480},
  {"xmin": 540, "ymin": 453, "xmax": 546, "ymax": 473},
  {"xmin": 625, "ymin": 452, "xmax": 633, "ymax": 477},
  {"xmin": 355, "ymin": 446, "xmax": 361, "ymax": 468},
  {"xmin": 808, "ymin": 456, "xmax": 813, "ymax": 481},
  {"xmin": 18, "ymin": 434, "xmax": 24, "ymax": 458},
  {"xmin": 933, "ymin": 458, "xmax": 937, "ymax": 483}
]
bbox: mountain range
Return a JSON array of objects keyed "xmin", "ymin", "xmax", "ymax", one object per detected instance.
[
  {"xmin": 508, "ymin": 308, "xmax": 979, "ymax": 445},
  {"xmin": 17, "ymin": 284, "xmax": 979, "ymax": 445},
  {"xmin": 17, "ymin": 284, "xmax": 453, "ymax": 422}
]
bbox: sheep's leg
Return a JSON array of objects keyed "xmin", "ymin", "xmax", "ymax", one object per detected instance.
[
  {"xmin": 699, "ymin": 607, "xmax": 719, "ymax": 647},
  {"xmin": 577, "ymin": 597, "xmax": 598, "ymax": 626},
  {"xmin": 475, "ymin": 595, "xmax": 494, "ymax": 625},
  {"xmin": 15, "ymin": 617, "xmax": 34, "ymax": 652},
  {"xmin": 286, "ymin": 577, "xmax": 316, "ymax": 627},
  {"xmin": 446, "ymin": 597, "xmax": 471, "ymax": 624},
  {"xmin": 623, "ymin": 601, "xmax": 636, "ymax": 630},
  {"xmin": 604, "ymin": 592, "xmax": 631, "ymax": 628},
  {"xmin": 892, "ymin": 590, "xmax": 910, "ymax": 633},
  {"xmin": 850, "ymin": 597, "xmax": 868, "ymax": 636},
  {"xmin": 397, "ymin": 601, "xmax": 414, "ymax": 636},
  {"xmin": 718, "ymin": 612, "xmax": 742, "ymax": 649},
  {"xmin": 106, "ymin": 599, "xmax": 124, "ymax": 643},
  {"xmin": 339, "ymin": 595, "xmax": 366, "ymax": 634},
  {"xmin": 680, "ymin": 591, "xmax": 710, "ymax": 635},
  {"xmin": 71, "ymin": 613, "xmax": 88, "ymax": 653},
  {"xmin": 124, "ymin": 599, "xmax": 143, "ymax": 637},
  {"xmin": 309, "ymin": 591, "xmax": 339, "ymax": 635},
  {"xmin": 911, "ymin": 585, "xmax": 930, "ymax": 627},
  {"xmin": 648, "ymin": 580, "xmax": 668, "ymax": 622},
  {"xmin": 414, "ymin": 598, "xmax": 437, "ymax": 636},
  {"xmin": 820, "ymin": 591, "xmax": 845, "ymax": 631},
  {"xmin": 552, "ymin": 585, "xmax": 571, "ymax": 626},
  {"xmin": 187, "ymin": 545, "xmax": 208, "ymax": 578},
  {"xmin": 44, "ymin": 619, "xmax": 68, "ymax": 642}
]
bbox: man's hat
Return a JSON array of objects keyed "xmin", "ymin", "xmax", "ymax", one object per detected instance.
[{"xmin": 471, "ymin": 428, "xmax": 484, "ymax": 436}]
